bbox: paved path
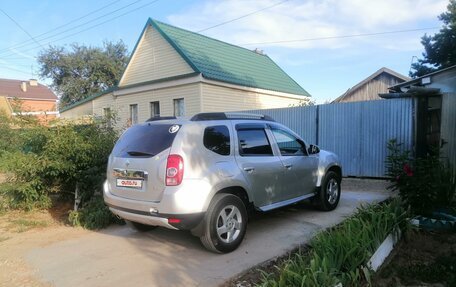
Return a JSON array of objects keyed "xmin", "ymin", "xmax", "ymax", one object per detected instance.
[{"xmin": 26, "ymin": 182, "xmax": 390, "ymax": 287}]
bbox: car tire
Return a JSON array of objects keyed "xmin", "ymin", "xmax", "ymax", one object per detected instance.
[
  {"xmin": 200, "ymin": 193, "xmax": 247, "ymax": 253},
  {"xmin": 126, "ymin": 220, "xmax": 157, "ymax": 232},
  {"xmin": 314, "ymin": 171, "xmax": 341, "ymax": 211}
]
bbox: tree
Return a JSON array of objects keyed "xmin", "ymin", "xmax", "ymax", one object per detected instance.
[
  {"xmin": 410, "ymin": 0, "xmax": 456, "ymax": 77},
  {"xmin": 38, "ymin": 41, "xmax": 129, "ymax": 108}
]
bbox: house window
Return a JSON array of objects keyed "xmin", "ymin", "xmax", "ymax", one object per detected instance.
[
  {"xmin": 129, "ymin": 104, "xmax": 138, "ymax": 125},
  {"xmin": 173, "ymin": 98, "xmax": 185, "ymax": 117},
  {"xmin": 103, "ymin": 107, "xmax": 112, "ymax": 127},
  {"xmin": 150, "ymin": 101, "xmax": 160, "ymax": 118}
]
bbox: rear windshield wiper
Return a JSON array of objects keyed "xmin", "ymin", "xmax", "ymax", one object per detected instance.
[{"xmin": 127, "ymin": 151, "xmax": 154, "ymax": 156}]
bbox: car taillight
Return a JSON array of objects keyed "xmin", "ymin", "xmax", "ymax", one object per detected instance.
[{"xmin": 166, "ymin": 154, "xmax": 184, "ymax": 186}]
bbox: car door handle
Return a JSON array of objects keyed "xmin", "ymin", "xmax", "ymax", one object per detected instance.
[
  {"xmin": 243, "ymin": 167, "xmax": 255, "ymax": 173},
  {"xmin": 284, "ymin": 164, "xmax": 293, "ymax": 169}
]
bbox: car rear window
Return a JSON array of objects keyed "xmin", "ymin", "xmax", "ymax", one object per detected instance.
[{"xmin": 112, "ymin": 124, "xmax": 181, "ymax": 157}]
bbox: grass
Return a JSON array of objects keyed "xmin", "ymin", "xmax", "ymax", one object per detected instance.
[{"xmin": 8, "ymin": 218, "xmax": 49, "ymax": 233}]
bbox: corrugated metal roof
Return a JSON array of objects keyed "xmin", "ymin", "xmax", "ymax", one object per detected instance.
[
  {"xmin": 0, "ymin": 78, "xmax": 57, "ymax": 100},
  {"xmin": 150, "ymin": 19, "xmax": 310, "ymax": 97}
]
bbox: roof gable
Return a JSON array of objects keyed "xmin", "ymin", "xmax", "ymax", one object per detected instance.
[
  {"xmin": 334, "ymin": 67, "xmax": 410, "ymax": 102},
  {"xmin": 148, "ymin": 19, "xmax": 310, "ymax": 97},
  {"xmin": 118, "ymin": 23, "xmax": 195, "ymax": 87}
]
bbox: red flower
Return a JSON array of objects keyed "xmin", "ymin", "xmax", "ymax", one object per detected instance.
[{"xmin": 403, "ymin": 164, "xmax": 413, "ymax": 177}]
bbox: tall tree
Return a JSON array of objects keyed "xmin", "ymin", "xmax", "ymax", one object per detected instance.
[
  {"xmin": 410, "ymin": 0, "xmax": 456, "ymax": 77},
  {"xmin": 38, "ymin": 41, "xmax": 129, "ymax": 108}
]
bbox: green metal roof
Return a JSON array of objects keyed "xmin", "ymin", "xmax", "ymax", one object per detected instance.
[{"xmin": 149, "ymin": 19, "xmax": 310, "ymax": 97}]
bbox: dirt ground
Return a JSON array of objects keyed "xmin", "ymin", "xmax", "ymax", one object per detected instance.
[
  {"xmin": 373, "ymin": 230, "xmax": 456, "ymax": 287},
  {"xmin": 0, "ymin": 203, "xmax": 89, "ymax": 287}
]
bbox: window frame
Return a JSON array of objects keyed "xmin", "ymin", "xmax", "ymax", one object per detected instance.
[
  {"xmin": 129, "ymin": 104, "xmax": 138, "ymax": 125},
  {"xmin": 103, "ymin": 107, "xmax": 112, "ymax": 128},
  {"xmin": 150, "ymin": 101, "xmax": 160, "ymax": 118},
  {"xmin": 173, "ymin": 98, "xmax": 185, "ymax": 117}
]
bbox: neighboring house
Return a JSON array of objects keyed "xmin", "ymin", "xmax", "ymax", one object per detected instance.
[
  {"xmin": 60, "ymin": 18, "xmax": 311, "ymax": 126},
  {"xmin": 0, "ymin": 78, "xmax": 58, "ymax": 121},
  {"xmin": 333, "ymin": 67, "xmax": 409, "ymax": 103},
  {"xmin": 381, "ymin": 65, "xmax": 456, "ymax": 168}
]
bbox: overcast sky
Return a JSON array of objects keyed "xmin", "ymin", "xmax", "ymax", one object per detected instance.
[{"xmin": 0, "ymin": 0, "xmax": 448, "ymax": 103}]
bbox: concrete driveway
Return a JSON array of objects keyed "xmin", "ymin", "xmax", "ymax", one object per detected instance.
[{"xmin": 25, "ymin": 179, "xmax": 390, "ymax": 287}]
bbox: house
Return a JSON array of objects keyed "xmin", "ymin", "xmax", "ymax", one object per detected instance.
[
  {"xmin": 0, "ymin": 78, "xmax": 58, "ymax": 121},
  {"xmin": 60, "ymin": 18, "xmax": 311, "ymax": 126},
  {"xmin": 333, "ymin": 67, "xmax": 409, "ymax": 103},
  {"xmin": 380, "ymin": 65, "xmax": 456, "ymax": 168}
]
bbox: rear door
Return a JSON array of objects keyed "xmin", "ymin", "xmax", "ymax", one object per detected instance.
[
  {"xmin": 234, "ymin": 123, "xmax": 283, "ymax": 207},
  {"xmin": 107, "ymin": 123, "xmax": 181, "ymax": 202},
  {"xmin": 270, "ymin": 126, "xmax": 318, "ymax": 200}
]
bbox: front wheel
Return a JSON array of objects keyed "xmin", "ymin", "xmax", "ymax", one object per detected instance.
[
  {"xmin": 314, "ymin": 171, "xmax": 341, "ymax": 211},
  {"xmin": 200, "ymin": 194, "xmax": 247, "ymax": 253}
]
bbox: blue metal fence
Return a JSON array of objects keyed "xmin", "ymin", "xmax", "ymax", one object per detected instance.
[{"xmin": 241, "ymin": 98, "xmax": 414, "ymax": 177}]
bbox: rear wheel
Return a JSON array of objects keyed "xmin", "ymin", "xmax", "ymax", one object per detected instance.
[
  {"xmin": 200, "ymin": 194, "xmax": 247, "ymax": 253},
  {"xmin": 314, "ymin": 171, "xmax": 341, "ymax": 211},
  {"xmin": 126, "ymin": 220, "xmax": 157, "ymax": 232}
]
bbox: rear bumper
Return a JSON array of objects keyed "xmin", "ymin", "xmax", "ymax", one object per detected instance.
[{"xmin": 108, "ymin": 204, "xmax": 205, "ymax": 230}]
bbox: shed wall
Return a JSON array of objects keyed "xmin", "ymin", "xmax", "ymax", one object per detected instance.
[
  {"xmin": 441, "ymin": 93, "xmax": 456, "ymax": 171},
  {"xmin": 340, "ymin": 74, "xmax": 405, "ymax": 102}
]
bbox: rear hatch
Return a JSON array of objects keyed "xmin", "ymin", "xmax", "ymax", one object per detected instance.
[{"xmin": 107, "ymin": 122, "xmax": 181, "ymax": 202}]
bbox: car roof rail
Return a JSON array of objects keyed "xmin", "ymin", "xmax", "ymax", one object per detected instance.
[
  {"xmin": 146, "ymin": 116, "xmax": 177, "ymax": 122},
  {"xmin": 190, "ymin": 112, "xmax": 275, "ymax": 122}
]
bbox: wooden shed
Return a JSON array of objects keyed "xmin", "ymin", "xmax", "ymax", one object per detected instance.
[{"xmin": 333, "ymin": 67, "xmax": 409, "ymax": 103}]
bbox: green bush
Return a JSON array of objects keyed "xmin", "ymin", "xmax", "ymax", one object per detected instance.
[
  {"xmin": 258, "ymin": 199, "xmax": 409, "ymax": 287},
  {"xmin": 0, "ymin": 115, "xmax": 119, "ymax": 212},
  {"xmin": 68, "ymin": 196, "xmax": 123, "ymax": 230},
  {"xmin": 386, "ymin": 139, "xmax": 456, "ymax": 215}
]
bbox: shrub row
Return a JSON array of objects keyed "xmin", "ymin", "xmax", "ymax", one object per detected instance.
[
  {"xmin": 258, "ymin": 199, "xmax": 409, "ymax": 287},
  {"xmin": 0, "ymin": 112, "xmax": 121, "ymax": 229}
]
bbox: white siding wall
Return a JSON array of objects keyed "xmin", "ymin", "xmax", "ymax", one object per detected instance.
[
  {"xmin": 201, "ymin": 83, "xmax": 305, "ymax": 112},
  {"xmin": 93, "ymin": 93, "xmax": 116, "ymax": 116},
  {"xmin": 92, "ymin": 83, "xmax": 200, "ymax": 128},
  {"xmin": 60, "ymin": 101, "xmax": 93, "ymax": 119},
  {"xmin": 119, "ymin": 25, "xmax": 194, "ymax": 87}
]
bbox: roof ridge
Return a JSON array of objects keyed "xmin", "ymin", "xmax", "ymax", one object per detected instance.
[{"xmin": 150, "ymin": 19, "xmax": 268, "ymax": 58}]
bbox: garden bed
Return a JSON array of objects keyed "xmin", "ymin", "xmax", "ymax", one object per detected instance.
[
  {"xmin": 373, "ymin": 230, "xmax": 456, "ymax": 287},
  {"xmin": 226, "ymin": 199, "xmax": 408, "ymax": 287}
]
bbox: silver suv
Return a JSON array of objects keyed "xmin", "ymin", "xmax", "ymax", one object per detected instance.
[{"xmin": 103, "ymin": 113, "xmax": 342, "ymax": 253}]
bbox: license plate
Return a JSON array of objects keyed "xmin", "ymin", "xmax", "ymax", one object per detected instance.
[{"xmin": 116, "ymin": 178, "xmax": 143, "ymax": 189}]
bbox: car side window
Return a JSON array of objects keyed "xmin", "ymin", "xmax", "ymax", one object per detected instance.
[
  {"xmin": 237, "ymin": 129, "xmax": 273, "ymax": 156},
  {"xmin": 271, "ymin": 128, "xmax": 306, "ymax": 156},
  {"xmin": 204, "ymin": 125, "xmax": 230, "ymax": 155}
]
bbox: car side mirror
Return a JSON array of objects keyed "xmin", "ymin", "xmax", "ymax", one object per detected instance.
[{"xmin": 308, "ymin": 144, "xmax": 320, "ymax": 154}]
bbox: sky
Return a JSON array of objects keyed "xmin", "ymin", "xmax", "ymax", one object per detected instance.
[{"xmin": 0, "ymin": 0, "xmax": 449, "ymax": 103}]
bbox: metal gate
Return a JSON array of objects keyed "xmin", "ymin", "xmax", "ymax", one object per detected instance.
[{"xmin": 241, "ymin": 98, "xmax": 413, "ymax": 177}]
